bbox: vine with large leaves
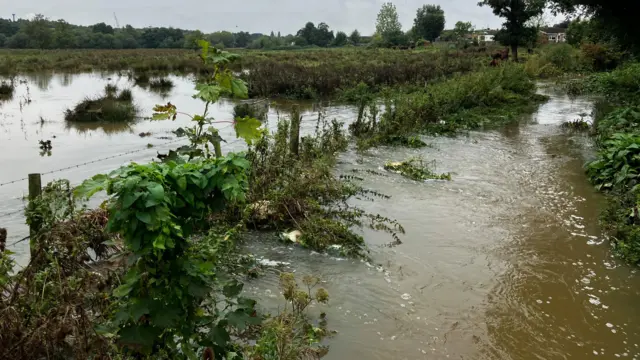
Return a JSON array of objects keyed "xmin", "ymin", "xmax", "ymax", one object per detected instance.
[
  {"xmin": 153, "ymin": 40, "xmax": 263, "ymax": 160},
  {"xmin": 75, "ymin": 42, "xmax": 266, "ymax": 359}
]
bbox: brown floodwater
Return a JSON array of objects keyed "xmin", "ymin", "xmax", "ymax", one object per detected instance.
[{"xmin": 1, "ymin": 74, "xmax": 639, "ymax": 359}]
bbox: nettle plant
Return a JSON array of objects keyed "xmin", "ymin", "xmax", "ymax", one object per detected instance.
[
  {"xmin": 75, "ymin": 42, "xmax": 265, "ymax": 359},
  {"xmin": 153, "ymin": 40, "xmax": 263, "ymax": 159}
]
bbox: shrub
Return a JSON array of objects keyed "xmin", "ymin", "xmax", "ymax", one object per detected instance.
[
  {"xmin": 0, "ymin": 80, "xmax": 14, "ymax": 96},
  {"xmin": 586, "ymin": 133, "xmax": 640, "ymax": 191},
  {"xmin": 357, "ymin": 64, "xmax": 544, "ymax": 145},
  {"xmin": 580, "ymin": 42, "xmax": 623, "ymax": 71},
  {"xmin": 148, "ymin": 77, "xmax": 174, "ymax": 90},
  {"xmin": 586, "ymin": 62, "xmax": 640, "ymax": 101},
  {"xmin": 384, "ymin": 158, "xmax": 451, "ymax": 181},
  {"xmin": 542, "ymin": 44, "xmax": 581, "ymax": 72}
]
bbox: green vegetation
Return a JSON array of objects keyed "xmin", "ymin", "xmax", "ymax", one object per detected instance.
[
  {"xmin": 148, "ymin": 77, "xmax": 174, "ymax": 91},
  {"xmin": 384, "ymin": 158, "xmax": 451, "ymax": 181},
  {"xmin": 413, "ymin": 5, "xmax": 446, "ymax": 42},
  {"xmin": 1, "ymin": 42, "xmax": 405, "ymax": 359},
  {"xmin": 352, "ymin": 64, "xmax": 546, "ymax": 148},
  {"xmin": 478, "ymin": 0, "xmax": 544, "ymax": 61},
  {"xmin": 581, "ymin": 63, "xmax": 640, "ymax": 263},
  {"xmin": 64, "ymin": 86, "xmax": 137, "ymax": 123},
  {"xmin": 242, "ymin": 47, "xmax": 491, "ymax": 98},
  {"xmin": 0, "ymin": 80, "xmax": 13, "ymax": 97}
]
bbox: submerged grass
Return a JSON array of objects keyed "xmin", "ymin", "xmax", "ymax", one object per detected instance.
[
  {"xmin": 64, "ymin": 86, "xmax": 137, "ymax": 123},
  {"xmin": 354, "ymin": 64, "xmax": 547, "ymax": 148},
  {"xmin": 0, "ymin": 80, "xmax": 14, "ymax": 97},
  {"xmin": 384, "ymin": 158, "xmax": 451, "ymax": 181},
  {"xmin": 584, "ymin": 66, "xmax": 640, "ymax": 263},
  {"xmin": 239, "ymin": 111, "xmax": 404, "ymax": 255},
  {"xmin": 148, "ymin": 78, "xmax": 174, "ymax": 90}
]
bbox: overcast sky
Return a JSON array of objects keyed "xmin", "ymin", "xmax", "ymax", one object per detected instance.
[{"xmin": 11, "ymin": 0, "xmax": 559, "ymax": 35}]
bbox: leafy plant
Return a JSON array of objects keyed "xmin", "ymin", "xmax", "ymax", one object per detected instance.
[
  {"xmin": 384, "ymin": 158, "xmax": 451, "ymax": 181},
  {"xmin": 586, "ymin": 133, "xmax": 640, "ymax": 191},
  {"xmin": 75, "ymin": 154, "xmax": 261, "ymax": 358},
  {"xmin": 248, "ymin": 273, "xmax": 330, "ymax": 360},
  {"xmin": 153, "ymin": 40, "xmax": 263, "ymax": 159}
]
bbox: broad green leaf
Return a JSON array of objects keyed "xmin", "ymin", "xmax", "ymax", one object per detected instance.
[
  {"xmin": 194, "ymin": 83, "xmax": 222, "ymax": 102},
  {"xmin": 129, "ymin": 301, "xmax": 149, "ymax": 320},
  {"xmin": 152, "ymin": 113, "xmax": 171, "ymax": 120},
  {"xmin": 118, "ymin": 325, "xmax": 161, "ymax": 349},
  {"xmin": 113, "ymin": 283, "xmax": 133, "ymax": 298},
  {"xmin": 226, "ymin": 309, "xmax": 261, "ymax": 331},
  {"xmin": 177, "ymin": 176, "xmax": 187, "ymax": 191},
  {"xmin": 136, "ymin": 212, "xmax": 152, "ymax": 224},
  {"xmin": 234, "ymin": 117, "xmax": 263, "ymax": 145},
  {"xmin": 230, "ymin": 78, "xmax": 248, "ymax": 99},
  {"xmin": 149, "ymin": 303, "xmax": 182, "ymax": 328},
  {"xmin": 122, "ymin": 192, "xmax": 142, "ymax": 209},
  {"xmin": 222, "ymin": 280, "xmax": 244, "ymax": 298},
  {"xmin": 231, "ymin": 156, "xmax": 250, "ymax": 169},
  {"xmin": 153, "ymin": 236, "xmax": 166, "ymax": 249},
  {"xmin": 182, "ymin": 343, "xmax": 198, "ymax": 360},
  {"xmin": 147, "ymin": 183, "xmax": 165, "ymax": 202},
  {"xmin": 208, "ymin": 324, "xmax": 230, "ymax": 347},
  {"xmin": 74, "ymin": 174, "xmax": 109, "ymax": 199}
]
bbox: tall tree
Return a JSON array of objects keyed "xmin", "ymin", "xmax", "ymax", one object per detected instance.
[
  {"xmin": 478, "ymin": 0, "xmax": 545, "ymax": 61},
  {"xmin": 549, "ymin": 0, "xmax": 637, "ymax": 51},
  {"xmin": 453, "ymin": 21, "xmax": 474, "ymax": 40},
  {"xmin": 376, "ymin": 2, "xmax": 402, "ymax": 39},
  {"xmin": 333, "ymin": 31, "xmax": 348, "ymax": 46},
  {"xmin": 52, "ymin": 20, "xmax": 76, "ymax": 48},
  {"xmin": 234, "ymin": 31, "xmax": 251, "ymax": 47},
  {"xmin": 91, "ymin": 22, "xmax": 114, "ymax": 34},
  {"xmin": 413, "ymin": 4, "xmax": 446, "ymax": 42},
  {"xmin": 297, "ymin": 22, "xmax": 317, "ymax": 45},
  {"xmin": 350, "ymin": 29, "xmax": 361, "ymax": 45},
  {"xmin": 23, "ymin": 14, "xmax": 52, "ymax": 49}
]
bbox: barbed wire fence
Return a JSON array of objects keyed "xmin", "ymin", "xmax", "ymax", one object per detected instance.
[{"xmin": 0, "ymin": 114, "xmax": 342, "ymax": 249}]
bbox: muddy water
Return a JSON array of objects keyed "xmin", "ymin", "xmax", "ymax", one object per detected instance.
[
  {"xmin": 0, "ymin": 72, "xmax": 349, "ymax": 265},
  {"xmin": 2, "ymin": 74, "xmax": 640, "ymax": 359},
  {"xmin": 244, "ymin": 87, "xmax": 640, "ymax": 359}
]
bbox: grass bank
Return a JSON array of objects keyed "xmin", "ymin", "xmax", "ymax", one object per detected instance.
[
  {"xmin": 580, "ymin": 62, "xmax": 640, "ymax": 263},
  {"xmin": 64, "ymin": 85, "xmax": 137, "ymax": 123},
  {"xmin": 350, "ymin": 64, "xmax": 547, "ymax": 149},
  {"xmin": 0, "ymin": 47, "xmax": 497, "ymax": 99}
]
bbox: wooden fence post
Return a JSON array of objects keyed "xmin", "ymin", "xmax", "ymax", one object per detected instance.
[
  {"xmin": 289, "ymin": 106, "xmax": 301, "ymax": 157},
  {"xmin": 28, "ymin": 173, "xmax": 42, "ymax": 257}
]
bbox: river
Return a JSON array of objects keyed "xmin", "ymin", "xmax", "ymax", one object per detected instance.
[{"xmin": 1, "ymin": 73, "xmax": 639, "ymax": 359}]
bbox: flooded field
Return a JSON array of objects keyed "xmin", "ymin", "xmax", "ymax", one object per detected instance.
[
  {"xmin": 1, "ymin": 74, "xmax": 640, "ymax": 359},
  {"xmin": 0, "ymin": 72, "xmax": 350, "ymax": 264}
]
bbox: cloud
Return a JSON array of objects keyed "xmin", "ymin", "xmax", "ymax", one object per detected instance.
[{"xmin": 12, "ymin": 0, "xmax": 525, "ymax": 35}]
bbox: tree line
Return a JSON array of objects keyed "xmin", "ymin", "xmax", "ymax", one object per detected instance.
[{"xmin": 0, "ymin": 14, "xmax": 370, "ymax": 50}]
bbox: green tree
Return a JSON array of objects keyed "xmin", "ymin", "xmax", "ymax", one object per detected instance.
[
  {"xmin": 549, "ymin": 0, "xmax": 638, "ymax": 52},
  {"xmin": 6, "ymin": 32, "xmax": 30, "ymax": 48},
  {"xmin": 0, "ymin": 34, "xmax": 6, "ymax": 47},
  {"xmin": 376, "ymin": 2, "xmax": 402, "ymax": 41},
  {"xmin": 297, "ymin": 22, "xmax": 317, "ymax": 45},
  {"xmin": 52, "ymin": 20, "xmax": 76, "ymax": 48},
  {"xmin": 23, "ymin": 14, "xmax": 52, "ymax": 49},
  {"xmin": 453, "ymin": 21, "xmax": 474, "ymax": 40},
  {"xmin": 234, "ymin": 31, "xmax": 251, "ymax": 47},
  {"xmin": 91, "ymin": 22, "xmax": 114, "ymax": 34},
  {"xmin": 478, "ymin": 0, "xmax": 545, "ymax": 61},
  {"xmin": 333, "ymin": 31, "xmax": 348, "ymax": 46},
  {"xmin": 350, "ymin": 29, "xmax": 361, "ymax": 44},
  {"xmin": 413, "ymin": 4, "xmax": 446, "ymax": 42},
  {"xmin": 183, "ymin": 30, "xmax": 205, "ymax": 48},
  {"xmin": 315, "ymin": 22, "xmax": 334, "ymax": 47},
  {"xmin": 0, "ymin": 18, "xmax": 20, "ymax": 37}
]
